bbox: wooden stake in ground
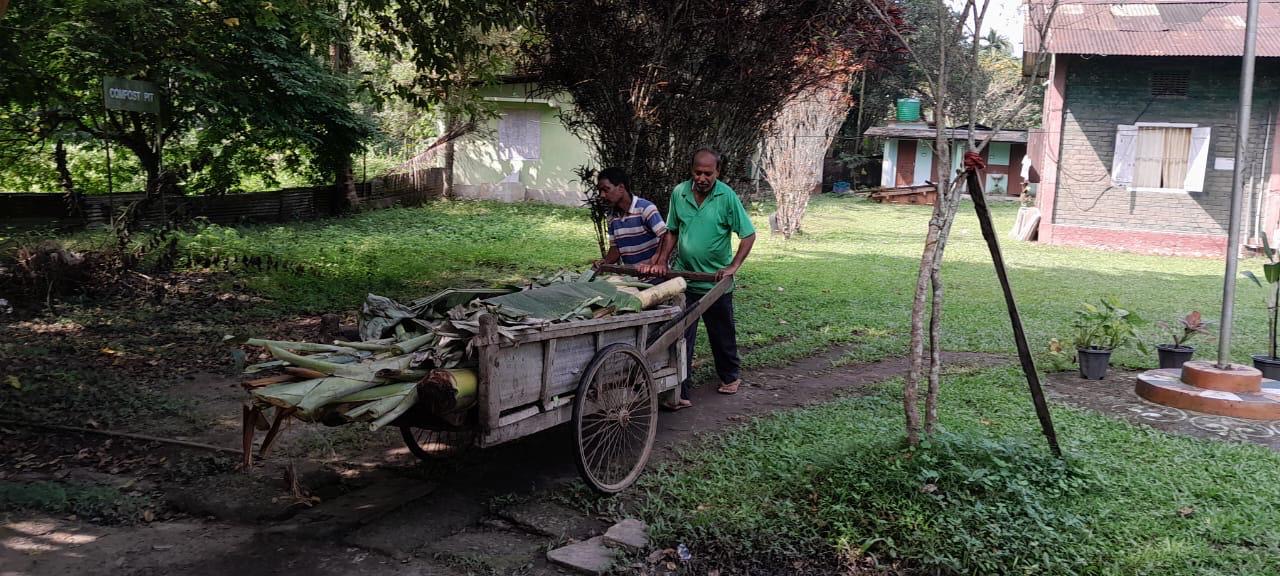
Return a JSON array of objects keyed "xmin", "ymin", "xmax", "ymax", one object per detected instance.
[{"xmin": 963, "ymin": 161, "xmax": 1062, "ymax": 457}]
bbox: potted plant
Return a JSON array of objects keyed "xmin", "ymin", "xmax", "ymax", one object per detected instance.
[
  {"xmin": 1244, "ymin": 234, "xmax": 1280, "ymax": 379},
  {"xmin": 1072, "ymin": 298, "xmax": 1147, "ymax": 380},
  {"xmin": 1154, "ymin": 311, "xmax": 1215, "ymax": 369}
]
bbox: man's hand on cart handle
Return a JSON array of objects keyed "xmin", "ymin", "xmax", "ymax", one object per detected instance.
[
  {"xmin": 593, "ymin": 263, "xmax": 722, "ymax": 283},
  {"xmin": 714, "ymin": 264, "xmax": 740, "ymax": 281},
  {"xmin": 640, "ymin": 261, "xmax": 669, "ymax": 276}
]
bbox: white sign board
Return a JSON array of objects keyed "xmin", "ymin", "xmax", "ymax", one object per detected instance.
[{"xmin": 1214, "ymin": 157, "xmax": 1235, "ymax": 171}]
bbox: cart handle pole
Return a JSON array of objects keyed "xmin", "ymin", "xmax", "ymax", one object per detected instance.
[
  {"xmin": 644, "ymin": 276, "xmax": 733, "ymax": 359},
  {"xmin": 593, "ymin": 264, "xmax": 719, "ymax": 283}
]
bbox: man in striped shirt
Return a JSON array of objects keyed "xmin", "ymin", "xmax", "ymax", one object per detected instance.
[{"xmin": 594, "ymin": 167, "xmax": 668, "ymax": 270}]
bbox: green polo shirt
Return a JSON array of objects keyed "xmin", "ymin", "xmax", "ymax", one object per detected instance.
[{"xmin": 666, "ymin": 179, "xmax": 756, "ymax": 293}]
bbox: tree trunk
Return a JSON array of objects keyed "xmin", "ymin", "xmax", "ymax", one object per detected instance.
[
  {"xmin": 925, "ymin": 0, "xmax": 990, "ymax": 435},
  {"xmin": 330, "ymin": 11, "xmax": 359, "ymax": 213},
  {"xmin": 55, "ymin": 139, "xmax": 82, "ymax": 217},
  {"xmin": 143, "ymin": 150, "xmax": 160, "ymax": 198},
  {"xmin": 444, "ymin": 135, "xmax": 456, "ymax": 199},
  {"xmin": 906, "ymin": 0, "xmax": 956, "ymax": 446}
]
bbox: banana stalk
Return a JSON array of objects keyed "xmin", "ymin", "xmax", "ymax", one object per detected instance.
[
  {"xmin": 266, "ymin": 345, "xmax": 411, "ymax": 380},
  {"xmin": 333, "ymin": 339, "xmax": 398, "ymax": 352},
  {"xmin": 393, "ymin": 332, "xmax": 436, "ymax": 355},
  {"xmin": 247, "ymin": 339, "xmax": 358, "ymax": 354},
  {"xmin": 253, "ymin": 375, "xmax": 379, "ymax": 413},
  {"xmin": 636, "ymin": 277, "xmax": 686, "ymax": 309},
  {"xmin": 339, "ymin": 383, "xmax": 420, "ymax": 431},
  {"xmin": 422, "ymin": 369, "xmax": 478, "ymax": 414}
]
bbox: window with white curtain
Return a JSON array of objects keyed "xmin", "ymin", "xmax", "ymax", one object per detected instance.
[
  {"xmin": 1110, "ymin": 123, "xmax": 1211, "ymax": 192},
  {"xmin": 1133, "ymin": 126, "xmax": 1191, "ymax": 188}
]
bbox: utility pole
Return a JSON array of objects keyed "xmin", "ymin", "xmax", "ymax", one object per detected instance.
[{"xmin": 1218, "ymin": 0, "xmax": 1261, "ymax": 368}]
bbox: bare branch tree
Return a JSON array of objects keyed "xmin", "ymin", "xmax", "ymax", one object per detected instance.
[
  {"xmin": 861, "ymin": 0, "xmax": 1059, "ymax": 445},
  {"xmin": 763, "ymin": 79, "xmax": 854, "ymax": 239},
  {"xmin": 532, "ymin": 0, "xmax": 904, "ymax": 217}
]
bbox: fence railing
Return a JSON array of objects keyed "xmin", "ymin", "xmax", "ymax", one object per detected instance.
[{"xmin": 0, "ymin": 167, "xmax": 445, "ymax": 229}]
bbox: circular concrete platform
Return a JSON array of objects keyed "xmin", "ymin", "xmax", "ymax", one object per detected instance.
[
  {"xmin": 1180, "ymin": 360, "xmax": 1262, "ymax": 392},
  {"xmin": 1135, "ymin": 368, "xmax": 1280, "ymax": 420}
]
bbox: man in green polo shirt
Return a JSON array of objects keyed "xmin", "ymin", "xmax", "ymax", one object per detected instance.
[{"xmin": 646, "ymin": 148, "xmax": 756, "ymax": 409}]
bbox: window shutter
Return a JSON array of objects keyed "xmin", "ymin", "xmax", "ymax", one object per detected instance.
[
  {"xmin": 1111, "ymin": 125, "xmax": 1138, "ymax": 187},
  {"xmin": 1184, "ymin": 126, "xmax": 1211, "ymax": 192}
]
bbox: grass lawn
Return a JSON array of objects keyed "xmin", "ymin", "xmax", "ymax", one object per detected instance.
[
  {"xmin": 639, "ymin": 366, "xmax": 1280, "ymax": 575},
  {"xmin": 176, "ymin": 195, "xmax": 1271, "ymax": 368},
  {"xmin": 33, "ymin": 195, "xmax": 1277, "ymax": 572}
]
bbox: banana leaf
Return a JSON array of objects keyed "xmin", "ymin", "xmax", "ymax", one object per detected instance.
[
  {"xmin": 482, "ymin": 282, "xmax": 643, "ymax": 322},
  {"xmin": 360, "ymin": 293, "xmax": 417, "ymax": 341}
]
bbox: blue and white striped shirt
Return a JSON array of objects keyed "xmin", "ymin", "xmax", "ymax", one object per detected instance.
[{"xmin": 607, "ymin": 196, "xmax": 667, "ymax": 265}]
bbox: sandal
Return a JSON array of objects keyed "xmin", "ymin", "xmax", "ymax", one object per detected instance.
[
  {"xmin": 661, "ymin": 399, "xmax": 693, "ymax": 412},
  {"xmin": 717, "ymin": 380, "xmax": 741, "ymax": 395}
]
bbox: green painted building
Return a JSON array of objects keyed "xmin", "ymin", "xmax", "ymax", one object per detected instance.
[{"xmin": 454, "ymin": 81, "xmax": 594, "ymax": 206}]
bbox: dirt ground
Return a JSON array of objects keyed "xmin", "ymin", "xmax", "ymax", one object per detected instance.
[
  {"xmin": 1, "ymin": 328, "xmax": 1004, "ymax": 576},
  {"xmin": 10, "ymin": 276, "xmax": 1277, "ymax": 576}
]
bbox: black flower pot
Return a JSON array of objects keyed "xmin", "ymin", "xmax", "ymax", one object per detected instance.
[
  {"xmin": 1252, "ymin": 355, "xmax": 1280, "ymax": 380},
  {"xmin": 1077, "ymin": 347, "xmax": 1112, "ymax": 380},
  {"xmin": 1157, "ymin": 344, "xmax": 1195, "ymax": 369}
]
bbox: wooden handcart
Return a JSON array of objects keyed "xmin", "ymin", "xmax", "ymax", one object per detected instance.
[{"xmin": 393, "ymin": 269, "xmax": 730, "ymax": 494}]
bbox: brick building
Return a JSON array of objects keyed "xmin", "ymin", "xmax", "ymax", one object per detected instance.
[{"xmin": 1027, "ymin": 0, "xmax": 1280, "ymax": 256}]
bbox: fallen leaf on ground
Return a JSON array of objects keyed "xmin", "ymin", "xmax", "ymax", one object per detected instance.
[{"xmin": 5, "ymin": 375, "xmax": 19, "ymax": 390}]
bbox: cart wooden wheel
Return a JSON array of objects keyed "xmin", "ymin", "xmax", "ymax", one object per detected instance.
[
  {"xmin": 400, "ymin": 427, "xmax": 473, "ymax": 460},
  {"xmin": 573, "ymin": 342, "xmax": 658, "ymax": 494}
]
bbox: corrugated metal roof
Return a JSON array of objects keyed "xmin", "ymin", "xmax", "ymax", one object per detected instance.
[{"xmin": 1026, "ymin": 1, "xmax": 1280, "ymax": 57}]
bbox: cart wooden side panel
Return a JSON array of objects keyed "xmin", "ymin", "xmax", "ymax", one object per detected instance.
[{"xmin": 477, "ymin": 306, "xmax": 683, "ymax": 448}]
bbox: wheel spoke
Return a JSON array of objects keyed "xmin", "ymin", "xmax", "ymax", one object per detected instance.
[
  {"xmin": 587, "ymin": 422, "xmax": 622, "ymax": 473},
  {"xmin": 580, "ymin": 419, "xmax": 616, "ymax": 447},
  {"xmin": 577, "ymin": 346, "xmax": 656, "ymax": 491},
  {"xmin": 602, "ymin": 431, "xmax": 627, "ymax": 482},
  {"xmin": 622, "ymin": 386, "xmax": 651, "ymax": 414}
]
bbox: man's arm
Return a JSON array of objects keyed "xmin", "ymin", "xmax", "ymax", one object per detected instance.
[
  {"xmin": 594, "ymin": 245, "xmax": 621, "ymax": 268},
  {"xmin": 716, "ymin": 233, "xmax": 755, "ymax": 280},
  {"xmin": 715, "ymin": 187, "xmax": 757, "ymax": 280},
  {"xmin": 644, "ymin": 230, "xmax": 676, "ymax": 275},
  {"xmin": 645, "ymin": 191, "xmax": 681, "ymax": 276}
]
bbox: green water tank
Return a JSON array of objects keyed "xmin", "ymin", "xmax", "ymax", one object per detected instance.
[{"xmin": 895, "ymin": 98, "xmax": 921, "ymax": 122}]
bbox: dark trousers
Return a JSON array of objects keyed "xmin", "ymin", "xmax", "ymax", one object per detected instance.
[{"xmin": 681, "ymin": 291, "xmax": 740, "ymax": 399}]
